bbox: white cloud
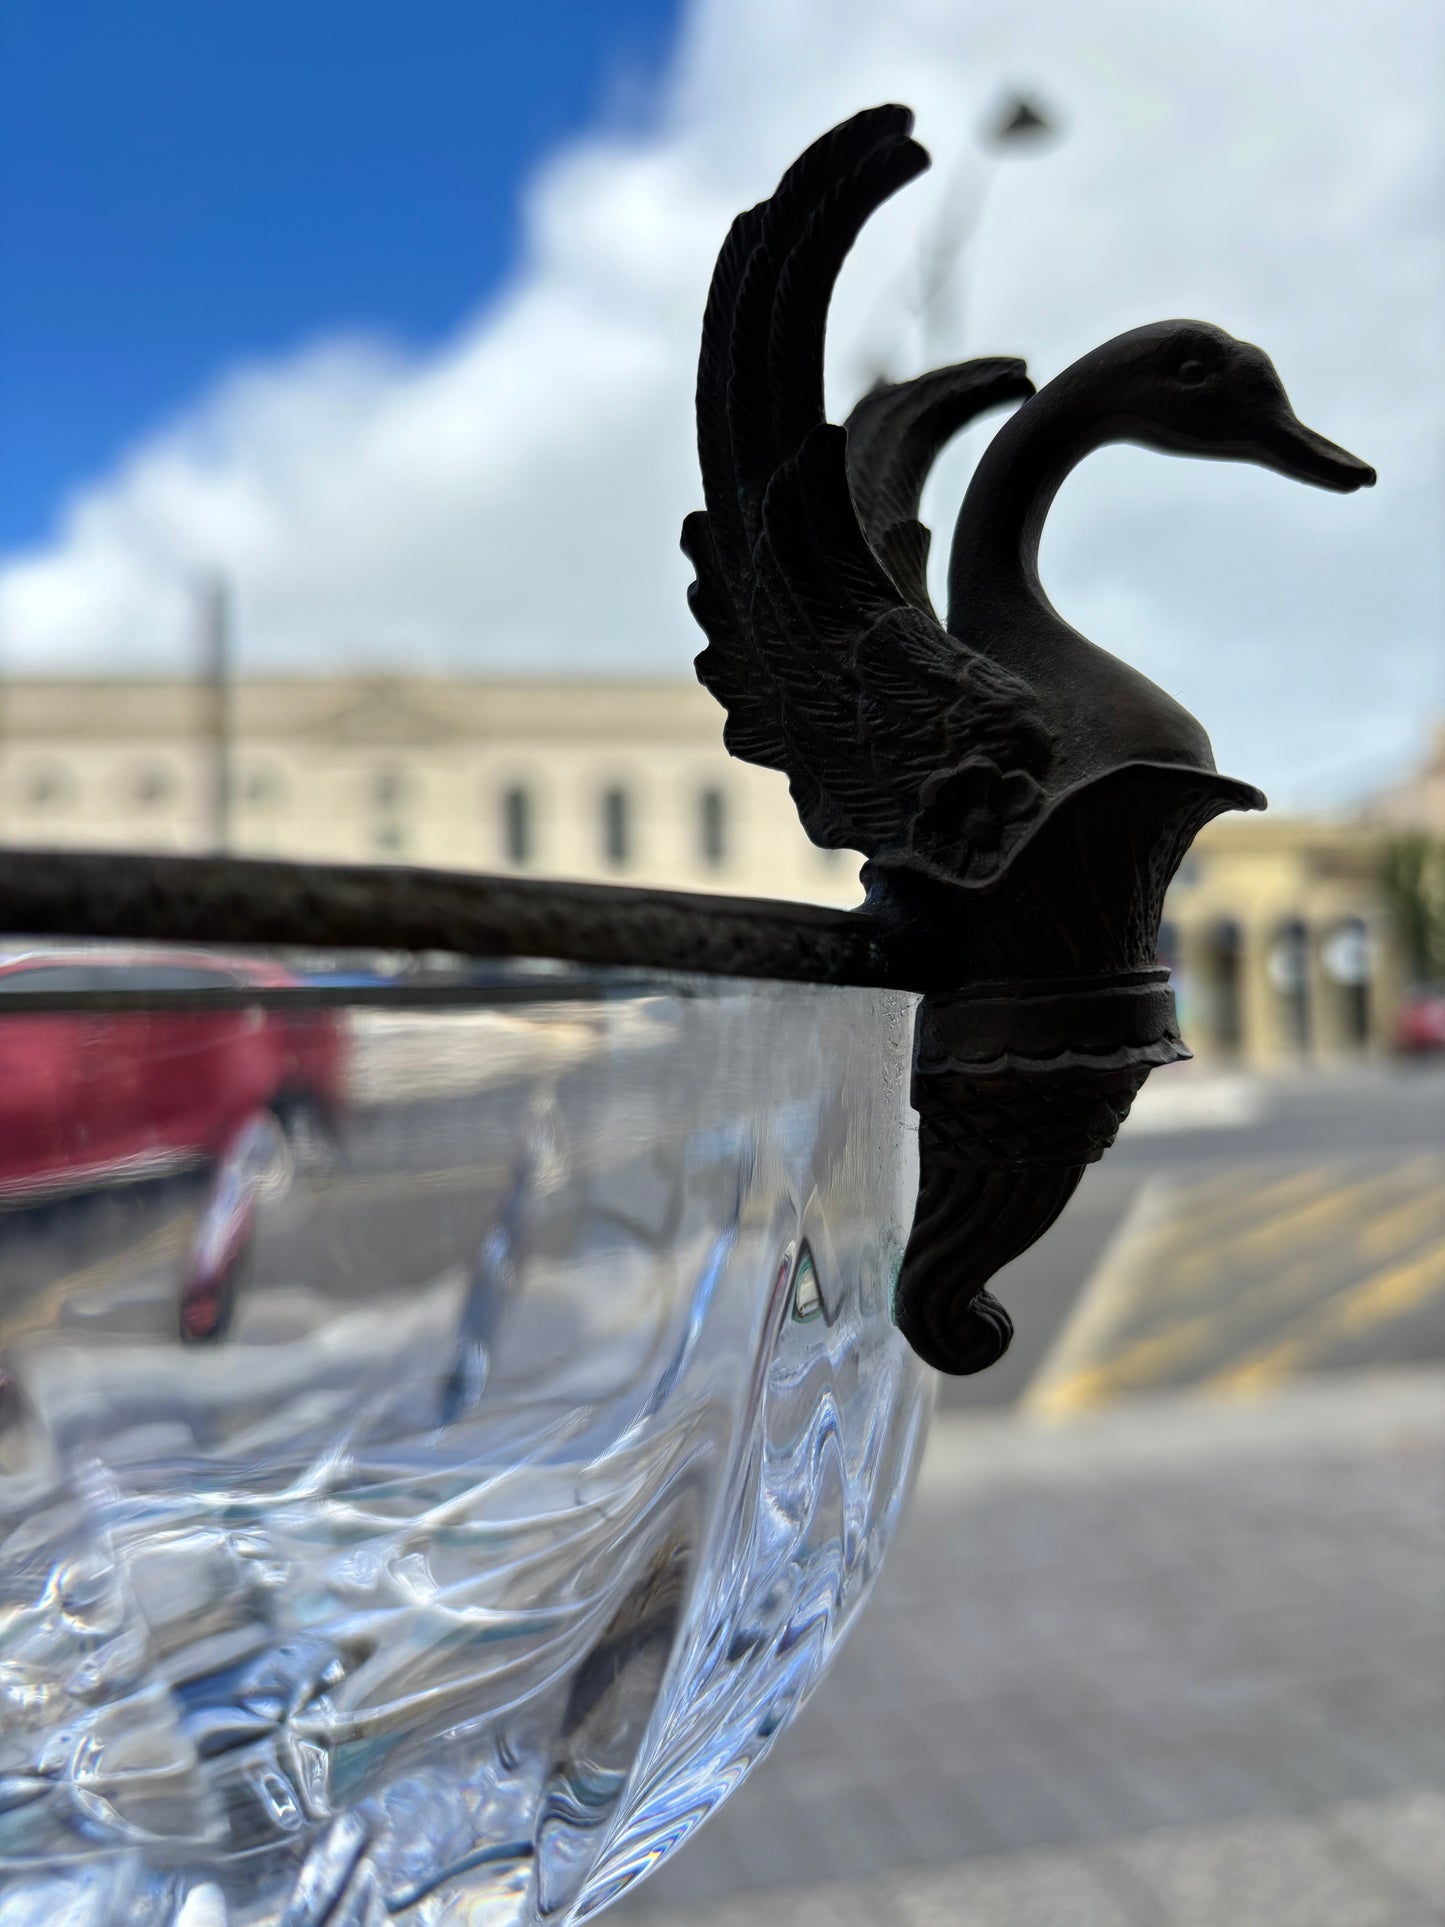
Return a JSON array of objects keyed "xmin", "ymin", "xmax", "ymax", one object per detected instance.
[{"xmin": 1, "ymin": 0, "xmax": 1440, "ymax": 807}]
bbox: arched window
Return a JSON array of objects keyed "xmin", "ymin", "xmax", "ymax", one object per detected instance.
[
  {"xmin": 503, "ymin": 785, "xmax": 533, "ymax": 866},
  {"xmin": 699, "ymin": 786, "xmax": 727, "ymax": 867},
  {"xmin": 1268, "ymin": 919, "xmax": 1312, "ymax": 1052},
  {"xmin": 1202, "ymin": 917, "xmax": 1244, "ymax": 1054},
  {"xmin": 601, "ymin": 786, "xmax": 631, "ymax": 868},
  {"xmin": 1322, "ymin": 916, "xmax": 1372, "ymax": 1046}
]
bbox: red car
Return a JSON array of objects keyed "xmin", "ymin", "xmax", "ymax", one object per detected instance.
[
  {"xmin": 0, "ymin": 948, "xmax": 346, "ymax": 1201},
  {"xmin": 1395, "ymin": 988, "xmax": 1445, "ymax": 1054}
]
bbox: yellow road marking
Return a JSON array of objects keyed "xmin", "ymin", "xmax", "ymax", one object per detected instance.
[
  {"xmin": 1112, "ymin": 1167, "xmax": 1339, "ymax": 1293},
  {"xmin": 1083, "ymin": 1168, "xmax": 1405, "ymax": 1350},
  {"xmin": 1024, "ymin": 1178, "xmax": 1175, "ymax": 1419},
  {"xmin": 1161, "ymin": 1163, "xmax": 1339, "ymax": 1237},
  {"xmin": 1210, "ymin": 1231, "xmax": 1445, "ymax": 1395},
  {"xmin": 1109, "ymin": 1169, "xmax": 1333, "ymax": 1300},
  {"xmin": 1025, "ymin": 1157, "xmax": 1445, "ymax": 1417},
  {"xmin": 0, "ymin": 1217, "xmax": 191, "ymax": 1342},
  {"xmin": 1043, "ymin": 1221, "xmax": 1421, "ymax": 1412},
  {"xmin": 1354, "ymin": 1180, "xmax": 1445, "ymax": 1263},
  {"xmin": 1164, "ymin": 1166, "xmax": 1417, "ymax": 1292}
]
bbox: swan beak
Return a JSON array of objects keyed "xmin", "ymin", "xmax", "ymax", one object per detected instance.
[{"xmin": 1255, "ymin": 406, "xmax": 1376, "ymax": 493}]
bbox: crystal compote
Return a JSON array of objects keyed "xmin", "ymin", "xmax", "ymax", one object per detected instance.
[{"xmin": 0, "ymin": 948, "xmax": 930, "ymax": 1925}]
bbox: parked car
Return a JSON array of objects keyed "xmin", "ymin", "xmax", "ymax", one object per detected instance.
[
  {"xmin": 0, "ymin": 948, "xmax": 346, "ymax": 1201},
  {"xmin": 1395, "ymin": 987, "xmax": 1445, "ymax": 1054}
]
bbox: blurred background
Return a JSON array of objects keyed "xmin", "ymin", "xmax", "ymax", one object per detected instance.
[{"xmin": 1, "ymin": 1, "xmax": 1442, "ymax": 1922}]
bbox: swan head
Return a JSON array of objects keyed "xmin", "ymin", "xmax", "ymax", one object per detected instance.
[{"xmin": 1060, "ymin": 321, "xmax": 1375, "ymax": 492}]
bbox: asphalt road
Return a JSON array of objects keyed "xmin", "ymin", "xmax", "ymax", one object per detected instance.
[
  {"xmin": 941, "ymin": 1062, "xmax": 1445, "ymax": 1413},
  {"xmin": 604, "ymin": 1063, "xmax": 1445, "ymax": 1925},
  {"xmin": 617, "ymin": 1373, "xmax": 1445, "ymax": 1927}
]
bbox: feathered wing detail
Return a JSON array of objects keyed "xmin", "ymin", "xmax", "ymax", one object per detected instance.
[
  {"xmin": 843, "ymin": 359, "xmax": 1034, "ymax": 613},
  {"xmin": 683, "ymin": 105, "xmax": 1051, "ymax": 882}
]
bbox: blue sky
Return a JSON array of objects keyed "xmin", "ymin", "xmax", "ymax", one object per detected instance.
[
  {"xmin": 0, "ymin": 0, "xmax": 1436, "ymax": 805},
  {"xmin": 0, "ymin": 0, "xmax": 681, "ymax": 548}
]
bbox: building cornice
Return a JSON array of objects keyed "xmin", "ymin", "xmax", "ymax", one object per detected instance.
[{"xmin": 0, "ymin": 675, "xmax": 723, "ymax": 746}]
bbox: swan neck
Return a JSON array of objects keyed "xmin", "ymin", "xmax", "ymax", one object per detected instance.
[{"xmin": 948, "ymin": 382, "xmax": 1107, "ymax": 609}]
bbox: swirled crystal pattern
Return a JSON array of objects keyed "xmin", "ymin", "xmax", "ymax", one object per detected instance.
[{"xmin": 0, "ymin": 959, "xmax": 929, "ymax": 1924}]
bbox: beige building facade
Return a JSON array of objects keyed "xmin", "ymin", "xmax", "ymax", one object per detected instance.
[
  {"xmin": 1159, "ymin": 816, "xmax": 1401, "ymax": 1065},
  {"xmin": 0, "ymin": 675, "xmax": 859, "ymax": 902},
  {"xmin": 0, "ymin": 674, "xmax": 1408, "ymax": 1061}
]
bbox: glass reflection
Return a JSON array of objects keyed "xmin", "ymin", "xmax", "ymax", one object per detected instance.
[{"xmin": 0, "ymin": 950, "xmax": 928, "ymax": 1926}]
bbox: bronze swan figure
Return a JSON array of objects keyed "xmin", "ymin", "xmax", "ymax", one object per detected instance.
[{"xmin": 682, "ymin": 104, "xmax": 1374, "ymax": 1375}]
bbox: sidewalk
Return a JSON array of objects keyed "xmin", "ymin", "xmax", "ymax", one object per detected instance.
[{"xmin": 614, "ymin": 1372, "xmax": 1445, "ymax": 1925}]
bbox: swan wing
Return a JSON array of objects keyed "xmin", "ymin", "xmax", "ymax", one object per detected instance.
[
  {"xmin": 683, "ymin": 106, "xmax": 1051, "ymax": 878},
  {"xmin": 843, "ymin": 358, "xmax": 1033, "ymax": 614}
]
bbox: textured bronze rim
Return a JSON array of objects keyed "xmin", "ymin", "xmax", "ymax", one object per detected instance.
[{"xmin": 0, "ymin": 848, "xmax": 903, "ymax": 989}]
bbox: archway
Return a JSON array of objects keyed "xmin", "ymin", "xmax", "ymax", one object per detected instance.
[
  {"xmin": 1198, "ymin": 918, "xmax": 1244, "ymax": 1056},
  {"xmin": 1268, "ymin": 919, "xmax": 1312, "ymax": 1053}
]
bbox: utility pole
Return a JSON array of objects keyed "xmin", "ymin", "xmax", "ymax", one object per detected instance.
[
  {"xmin": 860, "ymin": 89, "xmax": 1061, "ymax": 382},
  {"xmin": 920, "ymin": 91, "xmax": 1060, "ymax": 368},
  {"xmin": 199, "ymin": 574, "xmax": 235, "ymax": 854}
]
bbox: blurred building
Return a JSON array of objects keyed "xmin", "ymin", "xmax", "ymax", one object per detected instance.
[
  {"xmin": 0, "ymin": 673, "xmax": 1411, "ymax": 1062},
  {"xmin": 0, "ymin": 675, "xmax": 856, "ymax": 904},
  {"xmin": 1159, "ymin": 817, "xmax": 1401, "ymax": 1065}
]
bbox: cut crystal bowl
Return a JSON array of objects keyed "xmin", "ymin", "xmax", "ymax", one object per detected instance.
[{"xmin": 0, "ymin": 951, "xmax": 930, "ymax": 1925}]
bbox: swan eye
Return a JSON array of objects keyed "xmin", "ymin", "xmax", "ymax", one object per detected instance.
[{"xmin": 1177, "ymin": 358, "xmax": 1208, "ymax": 385}]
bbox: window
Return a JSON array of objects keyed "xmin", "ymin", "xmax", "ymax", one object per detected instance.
[
  {"xmin": 371, "ymin": 767, "xmax": 406, "ymax": 809},
  {"xmin": 133, "ymin": 765, "xmax": 174, "ymax": 807},
  {"xmin": 699, "ymin": 786, "xmax": 728, "ymax": 868},
  {"xmin": 371, "ymin": 766, "xmax": 406, "ymax": 856},
  {"xmin": 1271, "ymin": 918, "xmax": 1312, "ymax": 1051},
  {"xmin": 503, "ymin": 785, "xmax": 533, "ymax": 867},
  {"xmin": 25, "ymin": 764, "xmax": 72, "ymax": 809},
  {"xmin": 243, "ymin": 765, "xmax": 286, "ymax": 807},
  {"xmin": 601, "ymin": 786, "xmax": 631, "ymax": 868}
]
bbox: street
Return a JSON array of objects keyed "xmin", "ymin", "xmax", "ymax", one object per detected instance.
[
  {"xmin": 617, "ymin": 1373, "xmax": 1445, "ymax": 1926},
  {"xmin": 616, "ymin": 1062, "xmax": 1445, "ymax": 1926},
  {"xmin": 944, "ymin": 1063, "xmax": 1445, "ymax": 1410}
]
